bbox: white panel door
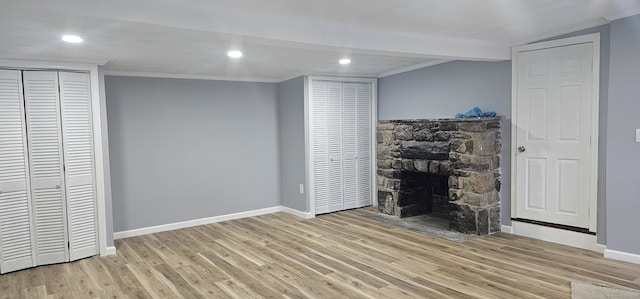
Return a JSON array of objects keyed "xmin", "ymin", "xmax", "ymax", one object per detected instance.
[
  {"xmin": 342, "ymin": 83, "xmax": 358, "ymax": 210},
  {"xmin": 357, "ymin": 83, "xmax": 372, "ymax": 207},
  {"xmin": 0, "ymin": 70, "xmax": 36, "ymax": 274},
  {"xmin": 59, "ymin": 72, "xmax": 98, "ymax": 261},
  {"xmin": 515, "ymin": 43, "xmax": 593, "ymax": 228},
  {"xmin": 23, "ymin": 71, "xmax": 69, "ymax": 265},
  {"xmin": 312, "ymin": 81, "xmax": 330, "ymax": 214},
  {"xmin": 327, "ymin": 82, "xmax": 344, "ymax": 213}
]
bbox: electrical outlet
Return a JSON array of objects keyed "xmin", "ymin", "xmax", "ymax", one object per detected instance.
[
  {"xmin": 637, "ymin": 129, "xmax": 640, "ymax": 143},
  {"xmin": 299, "ymin": 184, "xmax": 304, "ymax": 194}
]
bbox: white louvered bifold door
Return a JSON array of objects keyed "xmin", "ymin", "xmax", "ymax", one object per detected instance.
[
  {"xmin": 311, "ymin": 79, "xmax": 375, "ymax": 215},
  {"xmin": 0, "ymin": 70, "xmax": 36, "ymax": 274},
  {"xmin": 342, "ymin": 83, "xmax": 359, "ymax": 210},
  {"xmin": 312, "ymin": 81, "xmax": 330, "ymax": 214},
  {"xmin": 58, "ymin": 72, "xmax": 98, "ymax": 261},
  {"xmin": 357, "ymin": 83, "xmax": 372, "ymax": 207},
  {"xmin": 23, "ymin": 71, "xmax": 69, "ymax": 266},
  {"xmin": 327, "ymin": 82, "xmax": 344, "ymax": 213}
]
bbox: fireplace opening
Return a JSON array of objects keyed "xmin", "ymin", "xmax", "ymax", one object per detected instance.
[{"xmin": 397, "ymin": 173, "xmax": 449, "ymax": 219}]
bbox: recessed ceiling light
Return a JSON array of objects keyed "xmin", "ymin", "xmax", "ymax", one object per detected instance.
[
  {"xmin": 62, "ymin": 35, "xmax": 83, "ymax": 43},
  {"xmin": 227, "ymin": 50, "xmax": 243, "ymax": 58},
  {"xmin": 339, "ymin": 58, "xmax": 351, "ymax": 65}
]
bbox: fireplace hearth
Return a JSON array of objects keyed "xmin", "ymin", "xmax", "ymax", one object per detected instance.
[{"xmin": 376, "ymin": 118, "xmax": 502, "ymax": 235}]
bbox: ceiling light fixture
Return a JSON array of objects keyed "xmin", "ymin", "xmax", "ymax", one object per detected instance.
[
  {"xmin": 227, "ymin": 50, "xmax": 243, "ymax": 58},
  {"xmin": 339, "ymin": 58, "xmax": 351, "ymax": 65},
  {"xmin": 62, "ymin": 35, "xmax": 83, "ymax": 43}
]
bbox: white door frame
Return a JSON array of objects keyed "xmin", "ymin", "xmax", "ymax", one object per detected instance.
[
  {"xmin": 305, "ymin": 76, "xmax": 378, "ymax": 216},
  {"xmin": 0, "ymin": 59, "xmax": 111, "ymax": 257},
  {"xmin": 511, "ymin": 33, "xmax": 600, "ymax": 233}
]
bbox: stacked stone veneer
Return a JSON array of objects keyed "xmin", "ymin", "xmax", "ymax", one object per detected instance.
[{"xmin": 377, "ymin": 117, "xmax": 502, "ymax": 235}]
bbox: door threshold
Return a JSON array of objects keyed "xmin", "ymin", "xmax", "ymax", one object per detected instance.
[
  {"xmin": 510, "ymin": 220, "xmax": 603, "ymax": 253},
  {"xmin": 511, "ymin": 218, "xmax": 595, "ymax": 235}
]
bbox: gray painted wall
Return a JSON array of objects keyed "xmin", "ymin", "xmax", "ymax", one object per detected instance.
[
  {"xmin": 378, "ymin": 60, "xmax": 512, "ymax": 225},
  {"xmin": 105, "ymin": 76, "xmax": 280, "ymax": 232},
  {"xmin": 277, "ymin": 76, "xmax": 307, "ymax": 211},
  {"xmin": 97, "ymin": 67, "xmax": 114, "ymax": 246},
  {"xmin": 606, "ymin": 14, "xmax": 640, "ymax": 255}
]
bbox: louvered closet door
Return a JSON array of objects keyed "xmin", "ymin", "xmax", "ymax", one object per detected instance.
[
  {"xmin": 312, "ymin": 81, "xmax": 330, "ymax": 214},
  {"xmin": 0, "ymin": 70, "xmax": 36, "ymax": 274},
  {"xmin": 312, "ymin": 79, "xmax": 374, "ymax": 215},
  {"xmin": 59, "ymin": 72, "xmax": 98, "ymax": 261},
  {"xmin": 356, "ymin": 83, "xmax": 372, "ymax": 207},
  {"xmin": 342, "ymin": 83, "xmax": 359, "ymax": 210},
  {"xmin": 327, "ymin": 82, "xmax": 344, "ymax": 213},
  {"xmin": 23, "ymin": 71, "xmax": 69, "ymax": 266}
]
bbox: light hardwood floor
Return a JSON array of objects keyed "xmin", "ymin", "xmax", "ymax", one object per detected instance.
[{"xmin": 1, "ymin": 207, "xmax": 639, "ymax": 298}]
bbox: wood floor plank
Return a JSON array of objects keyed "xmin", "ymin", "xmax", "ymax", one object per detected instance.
[
  {"xmin": 39, "ymin": 262, "xmax": 73, "ymax": 296},
  {"xmin": 126, "ymin": 261, "xmax": 179, "ymax": 298},
  {"xmin": 302, "ymin": 250, "xmax": 389, "ymax": 289},
  {"xmin": 153, "ymin": 263, "xmax": 204, "ymax": 298},
  {"xmin": 66, "ymin": 260, "xmax": 102, "ymax": 298},
  {"xmin": 2, "ymin": 207, "xmax": 640, "ymax": 298},
  {"xmin": 139, "ymin": 233, "xmax": 192, "ymax": 269},
  {"xmin": 214, "ymin": 279, "xmax": 262, "ymax": 298},
  {"xmin": 172, "ymin": 265, "xmax": 233, "ymax": 299},
  {"xmin": 473, "ymin": 238, "xmax": 640, "ymax": 289},
  {"xmin": 22, "ymin": 285, "xmax": 47, "ymax": 299},
  {"xmin": 244, "ymin": 264, "xmax": 309, "ymax": 299},
  {"xmin": 99, "ymin": 255, "xmax": 153, "ymax": 298},
  {"xmin": 199, "ymin": 250, "xmax": 283, "ymax": 298}
]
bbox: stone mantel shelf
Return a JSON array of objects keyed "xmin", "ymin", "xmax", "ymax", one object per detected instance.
[{"xmin": 379, "ymin": 116, "xmax": 502, "ymax": 124}]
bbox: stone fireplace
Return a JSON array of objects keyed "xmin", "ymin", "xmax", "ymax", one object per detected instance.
[{"xmin": 376, "ymin": 117, "xmax": 502, "ymax": 235}]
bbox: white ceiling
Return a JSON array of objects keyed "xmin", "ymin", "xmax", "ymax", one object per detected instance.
[{"xmin": 1, "ymin": 0, "xmax": 639, "ymax": 82}]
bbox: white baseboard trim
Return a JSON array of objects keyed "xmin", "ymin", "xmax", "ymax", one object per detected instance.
[
  {"xmin": 604, "ymin": 249, "xmax": 640, "ymax": 264},
  {"xmin": 279, "ymin": 206, "xmax": 314, "ymax": 219},
  {"xmin": 102, "ymin": 246, "xmax": 117, "ymax": 256},
  {"xmin": 511, "ymin": 221, "xmax": 603, "ymax": 253},
  {"xmin": 114, "ymin": 206, "xmax": 282, "ymax": 239},
  {"xmin": 113, "ymin": 206, "xmax": 313, "ymax": 239},
  {"xmin": 501, "ymin": 225, "xmax": 513, "ymax": 233}
]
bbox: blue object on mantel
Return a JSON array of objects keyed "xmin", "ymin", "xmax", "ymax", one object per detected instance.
[{"xmin": 455, "ymin": 107, "xmax": 496, "ymax": 118}]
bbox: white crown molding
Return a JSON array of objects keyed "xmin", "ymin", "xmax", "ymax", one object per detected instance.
[
  {"xmin": 604, "ymin": 249, "xmax": 640, "ymax": 264},
  {"xmin": 604, "ymin": 7, "xmax": 640, "ymax": 21},
  {"xmin": 103, "ymin": 70, "xmax": 279, "ymax": 83},
  {"xmin": 113, "ymin": 206, "xmax": 312, "ymax": 239},
  {"xmin": 512, "ymin": 19, "xmax": 610, "ymax": 47},
  {"xmin": 277, "ymin": 73, "xmax": 307, "ymax": 82},
  {"xmin": 278, "ymin": 72, "xmax": 377, "ymax": 83},
  {"xmin": 0, "ymin": 58, "xmax": 102, "ymax": 71},
  {"xmin": 0, "ymin": 55, "xmax": 108, "ymax": 66},
  {"xmin": 378, "ymin": 59, "xmax": 451, "ymax": 78}
]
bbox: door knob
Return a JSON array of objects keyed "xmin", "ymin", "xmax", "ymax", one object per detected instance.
[
  {"xmin": 518, "ymin": 146, "xmax": 526, "ymax": 153},
  {"xmin": 56, "ymin": 185, "xmax": 61, "ymax": 189}
]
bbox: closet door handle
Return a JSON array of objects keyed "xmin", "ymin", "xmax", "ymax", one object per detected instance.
[{"xmin": 56, "ymin": 185, "xmax": 61, "ymax": 189}]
